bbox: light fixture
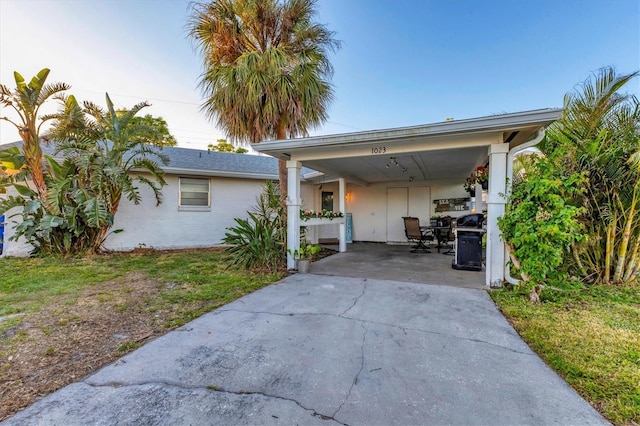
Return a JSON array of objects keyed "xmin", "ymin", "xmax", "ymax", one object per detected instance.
[{"xmin": 385, "ymin": 156, "xmax": 407, "ymax": 172}]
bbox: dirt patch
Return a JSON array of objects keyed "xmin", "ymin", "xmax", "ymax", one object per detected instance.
[
  {"xmin": 0, "ymin": 273, "xmax": 200, "ymax": 421},
  {"xmin": 0, "ymin": 246, "xmax": 336, "ymax": 421}
]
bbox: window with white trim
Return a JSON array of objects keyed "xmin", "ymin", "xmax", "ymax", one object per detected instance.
[{"xmin": 179, "ymin": 177, "xmax": 210, "ymax": 207}]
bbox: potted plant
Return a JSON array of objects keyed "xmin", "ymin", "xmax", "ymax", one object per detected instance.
[
  {"xmin": 289, "ymin": 241, "xmax": 321, "ymax": 273},
  {"xmin": 475, "ymin": 165, "xmax": 489, "ymax": 190},
  {"xmin": 463, "ymin": 177, "xmax": 476, "ymax": 197}
]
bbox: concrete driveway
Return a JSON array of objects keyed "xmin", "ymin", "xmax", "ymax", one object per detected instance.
[
  {"xmin": 3, "ymin": 274, "xmax": 607, "ymax": 425},
  {"xmin": 311, "ymin": 242, "xmax": 486, "ymax": 289}
]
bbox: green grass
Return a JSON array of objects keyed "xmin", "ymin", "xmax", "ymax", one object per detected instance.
[
  {"xmin": 5, "ymin": 249, "xmax": 636, "ymax": 423},
  {"xmin": 0, "ymin": 249, "xmax": 285, "ymax": 332},
  {"xmin": 491, "ymin": 284, "xmax": 640, "ymax": 425}
]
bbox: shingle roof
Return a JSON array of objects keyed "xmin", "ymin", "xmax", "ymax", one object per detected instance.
[
  {"xmin": 161, "ymin": 146, "xmax": 280, "ymax": 179},
  {"xmin": 0, "ymin": 141, "xmax": 315, "ymax": 180}
]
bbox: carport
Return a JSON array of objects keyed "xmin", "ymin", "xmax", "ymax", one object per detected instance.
[{"xmin": 253, "ymin": 108, "xmax": 562, "ymax": 287}]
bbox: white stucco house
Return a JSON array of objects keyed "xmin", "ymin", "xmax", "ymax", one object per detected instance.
[
  {"xmin": 1, "ymin": 108, "xmax": 562, "ymax": 287},
  {"xmin": 0, "ymin": 145, "xmax": 300, "ymax": 256}
]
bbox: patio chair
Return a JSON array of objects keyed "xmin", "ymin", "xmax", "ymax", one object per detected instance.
[
  {"xmin": 440, "ymin": 223, "xmax": 455, "ymax": 255},
  {"xmin": 402, "ymin": 217, "xmax": 433, "ymax": 253}
]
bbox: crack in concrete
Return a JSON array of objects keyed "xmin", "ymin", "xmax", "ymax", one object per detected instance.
[
  {"xmin": 217, "ymin": 307, "xmax": 532, "ymax": 356},
  {"xmin": 85, "ymin": 380, "xmax": 347, "ymax": 425},
  {"xmin": 218, "ymin": 309, "xmax": 330, "ymax": 318},
  {"xmin": 212, "ymin": 387, "xmax": 348, "ymax": 425},
  {"xmin": 332, "ymin": 322, "xmax": 367, "ymax": 420},
  {"xmin": 339, "ymin": 279, "xmax": 368, "ymax": 316},
  {"xmin": 339, "ymin": 315, "xmax": 534, "ymax": 356}
]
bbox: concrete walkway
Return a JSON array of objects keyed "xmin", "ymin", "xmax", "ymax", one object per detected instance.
[{"xmin": 3, "ymin": 274, "xmax": 607, "ymax": 425}]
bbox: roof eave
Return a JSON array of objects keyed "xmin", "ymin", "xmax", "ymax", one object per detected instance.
[
  {"xmin": 252, "ymin": 108, "xmax": 562, "ymax": 158},
  {"xmin": 161, "ymin": 166, "xmax": 278, "ymax": 180}
]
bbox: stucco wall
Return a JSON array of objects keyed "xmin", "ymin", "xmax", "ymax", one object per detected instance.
[
  {"xmin": 344, "ymin": 179, "xmax": 478, "ymax": 243},
  {"xmin": 0, "ymin": 175, "xmax": 484, "ymax": 256},
  {"xmin": 1, "ymin": 189, "xmax": 33, "ymax": 257},
  {"xmin": 296, "ymin": 178, "xmax": 479, "ymax": 244},
  {"xmin": 0, "ymin": 175, "xmax": 278, "ymax": 256},
  {"xmin": 104, "ymin": 175, "xmax": 270, "ymax": 251}
]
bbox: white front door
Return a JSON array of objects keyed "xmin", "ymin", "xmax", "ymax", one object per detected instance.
[
  {"xmin": 408, "ymin": 186, "xmax": 431, "ymax": 225},
  {"xmin": 386, "ymin": 187, "xmax": 408, "ymax": 243}
]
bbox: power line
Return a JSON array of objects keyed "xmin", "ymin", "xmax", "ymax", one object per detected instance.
[
  {"xmin": 74, "ymin": 88, "xmax": 201, "ymax": 106},
  {"xmin": 75, "ymin": 87, "xmax": 366, "ymax": 134}
]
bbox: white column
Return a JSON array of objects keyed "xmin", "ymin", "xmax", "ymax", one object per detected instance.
[
  {"xmin": 486, "ymin": 143, "xmax": 510, "ymax": 288},
  {"xmin": 286, "ymin": 161, "xmax": 302, "ymax": 270},
  {"xmin": 338, "ymin": 177, "xmax": 347, "ymax": 252}
]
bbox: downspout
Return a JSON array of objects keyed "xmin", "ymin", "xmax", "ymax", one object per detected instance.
[{"xmin": 504, "ymin": 128, "xmax": 545, "ymax": 285}]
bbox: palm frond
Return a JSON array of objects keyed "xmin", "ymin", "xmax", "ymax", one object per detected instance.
[{"xmin": 188, "ymin": 0, "xmax": 340, "ymax": 144}]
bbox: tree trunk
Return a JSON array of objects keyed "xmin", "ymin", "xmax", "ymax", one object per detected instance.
[
  {"xmin": 276, "ymin": 120, "xmax": 288, "ymax": 205},
  {"xmin": 613, "ymin": 185, "xmax": 638, "ymax": 282},
  {"xmin": 505, "ymin": 242, "xmax": 530, "ymax": 282},
  {"xmin": 20, "ymin": 130, "xmax": 48, "ymax": 204},
  {"xmin": 624, "ymin": 238, "xmax": 640, "ymax": 282},
  {"xmin": 92, "ymin": 195, "xmax": 122, "ymax": 253},
  {"xmin": 605, "ymin": 221, "xmax": 614, "ymax": 283}
]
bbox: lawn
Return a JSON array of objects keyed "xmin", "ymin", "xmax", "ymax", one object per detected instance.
[
  {"xmin": 0, "ymin": 248, "xmax": 285, "ymax": 421},
  {"xmin": 2, "ymin": 249, "xmax": 639, "ymax": 424},
  {"xmin": 491, "ymin": 284, "xmax": 640, "ymax": 425}
]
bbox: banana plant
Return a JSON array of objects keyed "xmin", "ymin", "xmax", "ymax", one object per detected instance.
[
  {"xmin": 1, "ymin": 70, "xmax": 169, "ymax": 255},
  {"xmin": 0, "ymin": 68, "xmax": 70, "ymax": 201}
]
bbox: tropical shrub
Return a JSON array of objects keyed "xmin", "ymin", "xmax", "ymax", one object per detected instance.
[
  {"xmin": 501, "ymin": 67, "xmax": 640, "ymax": 292},
  {"xmin": 499, "ymin": 154, "xmax": 586, "ymax": 295},
  {"xmin": 48, "ymin": 93, "xmax": 168, "ymax": 253},
  {"xmin": 0, "ymin": 69, "xmax": 86, "ymax": 254},
  {"xmin": 1, "ymin": 153, "xmax": 107, "ymax": 254},
  {"xmin": 0, "ymin": 69, "xmax": 170, "ymax": 255},
  {"xmin": 542, "ymin": 67, "xmax": 640, "ymax": 284},
  {"xmin": 223, "ymin": 180, "xmax": 286, "ymax": 271}
]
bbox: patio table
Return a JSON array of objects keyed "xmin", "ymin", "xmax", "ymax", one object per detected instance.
[{"xmin": 421, "ymin": 226, "xmax": 453, "ymax": 253}]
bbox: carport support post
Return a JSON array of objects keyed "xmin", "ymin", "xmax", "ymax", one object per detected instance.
[
  {"xmin": 486, "ymin": 144, "xmax": 509, "ymax": 288},
  {"xmin": 287, "ymin": 160, "xmax": 302, "ymax": 270},
  {"xmin": 338, "ymin": 178, "xmax": 347, "ymax": 252}
]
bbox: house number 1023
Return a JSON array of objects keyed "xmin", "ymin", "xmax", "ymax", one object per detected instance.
[{"xmin": 371, "ymin": 146, "xmax": 387, "ymax": 154}]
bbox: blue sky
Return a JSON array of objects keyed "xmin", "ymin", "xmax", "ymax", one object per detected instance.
[{"xmin": 1, "ymin": 0, "xmax": 638, "ymax": 150}]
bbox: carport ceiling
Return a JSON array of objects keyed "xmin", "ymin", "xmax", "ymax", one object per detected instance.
[{"xmin": 301, "ymin": 146, "xmax": 487, "ymax": 185}]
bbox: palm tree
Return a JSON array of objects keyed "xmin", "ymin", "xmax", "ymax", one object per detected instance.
[
  {"xmin": 543, "ymin": 67, "xmax": 640, "ymax": 283},
  {"xmin": 187, "ymin": 0, "xmax": 340, "ymax": 199},
  {"xmin": 0, "ymin": 68, "xmax": 70, "ymax": 201}
]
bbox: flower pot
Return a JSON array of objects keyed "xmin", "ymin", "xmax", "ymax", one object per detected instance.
[
  {"xmin": 297, "ymin": 259, "xmax": 310, "ymax": 273},
  {"xmin": 468, "ymin": 190, "xmax": 476, "ymax": 197},
  {"xmin": 481, "ymin": 181, "xmax": 488, "ymax": 190}
]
